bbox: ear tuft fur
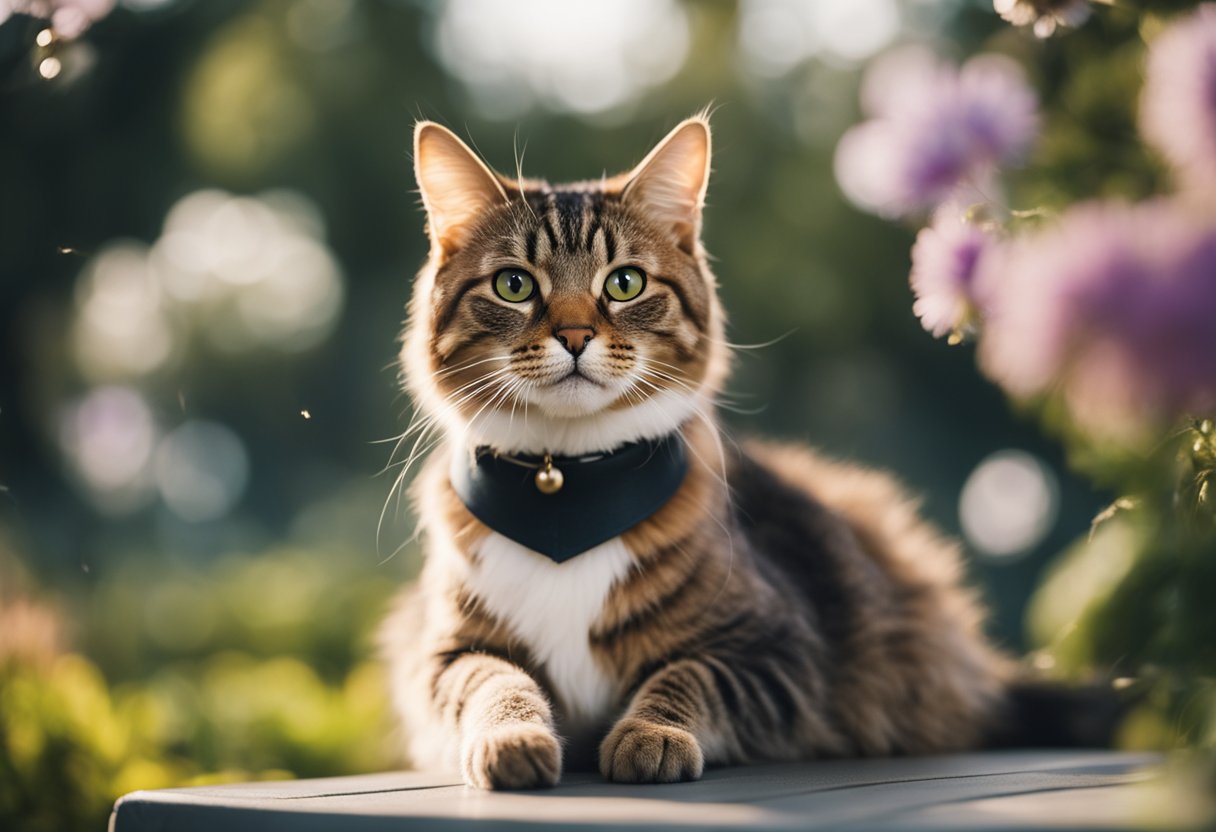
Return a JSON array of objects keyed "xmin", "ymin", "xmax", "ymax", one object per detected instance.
[
  {"xmin": 622, "ymin": 116, "xmax": 712, "ymax": 254},
  {"xmin": 414, "ymin": 122, "xmax": 508, "ymax": 257}
]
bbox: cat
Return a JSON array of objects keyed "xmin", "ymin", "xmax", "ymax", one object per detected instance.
[{"xmin": 380, "ymin": 114, "xmax": 1017, "ymax": 790}]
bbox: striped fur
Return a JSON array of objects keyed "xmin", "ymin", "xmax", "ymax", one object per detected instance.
[{"xmin": 381, "ymin": 117, "xmax": 1011, "ymax": 789}]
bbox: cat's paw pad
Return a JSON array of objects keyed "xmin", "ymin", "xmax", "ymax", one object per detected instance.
[
  {"xmin": 599, "ymin": 717, "xmax": 704, "ymax": 784},
  {"xmin": 462, "ymin": 723, "xmax": 562, "ymax": 790}
]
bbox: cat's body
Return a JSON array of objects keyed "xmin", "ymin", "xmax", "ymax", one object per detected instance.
[{"xmin": 381, "ymin": 116, "xmax": 1012, "ymax": 788}]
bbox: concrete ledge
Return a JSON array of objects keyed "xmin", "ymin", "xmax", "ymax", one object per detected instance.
[{"xmin": 110, "ymin": 750, "xmax": 1163, "ymax": 831}]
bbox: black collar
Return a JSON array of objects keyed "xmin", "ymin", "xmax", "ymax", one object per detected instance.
[{"xmin": 449, "ymin": 435, "xmax": 688, "ymax": 563}]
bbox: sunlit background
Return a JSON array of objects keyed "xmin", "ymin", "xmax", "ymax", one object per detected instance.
[{"xmin": 0, "ymin": 1, "xmax": 1171, "ymax": 829}]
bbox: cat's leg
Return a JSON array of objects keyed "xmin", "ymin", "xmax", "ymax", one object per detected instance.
[
  {"xmin": 434, "ymin": 650, "xmax": 562, "ymax": 789},
  {"xmin": 600, "ymin": 658, "xmax": 729, "ymax": 784}
]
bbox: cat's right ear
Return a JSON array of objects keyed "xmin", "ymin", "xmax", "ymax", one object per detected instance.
[
  {"xmin": 621, "ymin": 116, "xmax": 712, "ymax": 255},
  {"xmin": 414, "ymin": 122, "xmax": 508, "ymax": 258}
]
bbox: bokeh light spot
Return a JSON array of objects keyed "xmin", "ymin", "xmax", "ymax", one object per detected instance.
[
  {"xmin": 959, "ymin": 449, "xmax": 1059, "ymax": 559},
  {"xmin": 739, "ymin": 0, "xmax": 900, "ymax": 76},
  {"xmin": 432, "ymin": 0, "xmax": 689, "ymax": 118},
  {"xmin": 182, "ymin": 13, "xmax": 313, "ymax": 176},
  {"xmin": 72, "ymin": 242, "xmax": 174, "ymax": 381},
  {"xmin": 59, "ymin": 386, "xmax": 159, "ymax": 514},
  {"xmin": 140, "ymin": 188, "xmax": 344, "ymax": 353},
  {"xmin": 38, "ymin": 56, "xmax": 62, "ymax": 78},
  {"xmin": 154, "ymin": 421, "xmax": 249, "ymax": 523}
]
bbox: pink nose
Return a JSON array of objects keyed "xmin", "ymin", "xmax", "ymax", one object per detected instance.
[{"xmin": 554, "ymin": 327, "xmax": 594, "ymax": 357}]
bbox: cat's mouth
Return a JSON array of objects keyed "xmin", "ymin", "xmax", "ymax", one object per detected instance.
[
  {"xmin": 515, "ymin": 363, "xmax": 627, "ymax": 419},
  {"xmin": 551, "ymin": 368, "xmax": 605, "ymax": 388}
]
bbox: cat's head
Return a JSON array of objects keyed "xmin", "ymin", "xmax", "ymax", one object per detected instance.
[{"xmin": 401, "ymin": 115, "xmax": 728, "ymax": 455}]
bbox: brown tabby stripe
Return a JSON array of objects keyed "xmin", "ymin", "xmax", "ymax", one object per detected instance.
[
  {"xmin": 435, "ymin": 274, "xmax": 487, "ymax": 336},
  {"xmin": 589, "ymin": 543, "xmax": 703, "ymax": 643},
  {"xmin": 584, "ymin": 215, "xmax": 602, "ymax": 253},
  {"xmin": 540, "ymin": 208, "xmax": 560, "ymax": 253},
  {"xmin": 602, "ymin": 224, "xmax": 617, "ymax": 262},
  {"xmin": 524, "ymin": 227, "xmax": 539, "ymax": 264},
  {"xmin": 650, "ymin": 275, "xmax": 706, "ymax": 332},
  {"xmin": 521, "ymin": 189, "xmax": 551, "ymax": 217},
  {"xmin": 507, "ymin": 188, "xmax": 614, "ymax": 258},
  {"xmin": 553, "ymin": 191, "xmax": 584, "ymax": 251},
  {"xmin": 433, "ymin": 652, "xmax": 553, "ymax": 730}
]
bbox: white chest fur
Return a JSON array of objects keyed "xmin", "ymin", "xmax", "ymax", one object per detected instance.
[{"xmin": 463, "ymin": 532, "xmax": 635, "ymax": 725}]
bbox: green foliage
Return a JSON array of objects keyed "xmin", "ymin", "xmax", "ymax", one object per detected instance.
[
  {"xmin": 1, "ymin": 646, "xmax": 393, "ymax": 832},
  {"xmin": 80, "ymin": 546, "xmax": 406, "ymax": 683},
  {"xmin": 1, "ymin": 655, "xmax": 141, "ymax": 832},
  {"xmin": 1027, "ymin": 417, "xmax": 1216, "ymax": 748},
  {"xmin": 0, "ymin": 543, "xmax": 400, "ymax": 832},
  {"xmin": 1029, "ymin": 509, "xmax": 1216, "ymax": 749}
]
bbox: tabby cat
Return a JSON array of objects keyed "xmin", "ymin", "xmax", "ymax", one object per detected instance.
[{"xmin": 381, "ymin": 115, "xmax": 1014, "ymax": 789}]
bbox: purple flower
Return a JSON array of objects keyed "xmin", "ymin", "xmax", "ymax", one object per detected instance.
[
  {"xmin": 835, "ymin": 49, "xmax": 1039, "ymax": 218},
  {"xmin": 0, "ymin": 0, "xmax": 116, "ymax": 39},
  {"xmin": 1139, "ymin": 4, "xmax": 1216, "ymax": 190},
  {"xmin": 958, "ymin": 56, "xmax": 1042, "ymax": 163},
  {"xmin": 979, "ymin": 200, "xmax": 1216, "ymax": 442},
  {"xmin": 909, "ymin": 212, "xmax": 995, "ymax": 339},
  {"xmin": 993, "ymin": 0, "xmax": 1092, "ymax": 39}
]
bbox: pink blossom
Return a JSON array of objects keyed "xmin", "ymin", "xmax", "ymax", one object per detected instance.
[
  {"xmin": 909, "ymin": 212, "xmax": 994, "ymax": 338},
  {"xmin": 993, "ymin": 0, "xmax": 1092, "ymax": 39},
  {"xmin": 835, "ymin": 49, "xmax": 1039, "ymax": 218},
  {"xmin": 958, "ymin": 56, "xmax": 1042, "ymax": 164},
  {"xmin": 1139, "ymin": 4, "xmax": 1216, "ymax": 190},
  {"xmin": 979, "ymin": 200, "xmax": 1216, "ymax": 442}
]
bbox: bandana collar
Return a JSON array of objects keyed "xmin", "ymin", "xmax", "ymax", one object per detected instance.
[{"xmin": 449, "ymin": 434, "xmax": 688, "ymax": 563}]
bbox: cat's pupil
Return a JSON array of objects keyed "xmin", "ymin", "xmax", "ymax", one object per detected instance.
[
  {"xmin": 508, "ymin": 274, "xmax": 523, "ymax": 293},
  {"xmin": 614, "ymin": 273, "xmax": 630, "ymax": 292}
]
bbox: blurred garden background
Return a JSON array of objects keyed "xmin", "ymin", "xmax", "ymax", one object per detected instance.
[{"xmin": 1, "ymin": 1, "xmax": 1214, "ymax": 830}]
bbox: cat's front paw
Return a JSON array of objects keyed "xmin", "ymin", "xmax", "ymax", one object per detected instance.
[
  {"xmin": 461, "ymin": 723, "xmax": 562, "ymax": 790},
  {"xmin": 600, "ymin": 717, "xmax": 704, "ymax": 784}
]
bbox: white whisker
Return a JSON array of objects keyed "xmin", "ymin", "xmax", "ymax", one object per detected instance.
[{"xmin": 376, "ymin": 365, "xmax": 520, "ymax": 556}]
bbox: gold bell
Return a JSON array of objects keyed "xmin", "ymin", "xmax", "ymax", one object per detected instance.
[{"xmin": 534, "ymin": 454, "xmax": 564, "ymax": 494}]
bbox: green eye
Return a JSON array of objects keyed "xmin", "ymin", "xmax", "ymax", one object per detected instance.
[
  {"xmin": 493, "ymin": 269, "xmax": 535, "ymax": 303},
  {"xmin": 604, "ymin": 267, "xmax": 646, "ymax": 302}
]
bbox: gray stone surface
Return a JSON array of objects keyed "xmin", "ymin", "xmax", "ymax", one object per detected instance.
[{"xmin": 110, "ymin": 750, "xmax": 1165, "ymax": 831}]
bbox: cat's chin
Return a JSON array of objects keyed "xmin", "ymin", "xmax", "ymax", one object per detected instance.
[
  {"xmin": 458, "ymin": 388, "xmax": 704, "ymax": 456},
  {"xmin": 523, "ymin": 375, "xmax": 623, "ymax": 419}
]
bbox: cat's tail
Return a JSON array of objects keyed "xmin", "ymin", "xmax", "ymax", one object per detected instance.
[{"xmin": 984, "ymin": 678, "xmax": 1143, "ymax": 749}]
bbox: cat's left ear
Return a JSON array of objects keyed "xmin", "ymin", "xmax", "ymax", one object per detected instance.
[
  {"xmin": 414, "ymin": 121, "xmax": 509, "ymax": 258},
  {"xmin": 622, "ymin": 116, "xmax": 711, "ymax": 254}
]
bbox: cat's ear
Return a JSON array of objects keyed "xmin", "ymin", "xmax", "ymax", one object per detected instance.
[
  {"xmin": 414, "ymin": 122, "xmax": 509, "ymax": 257},
  {"xmin": 622, "ymin": 116, "xmax": 711, "ymax": 254}
]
